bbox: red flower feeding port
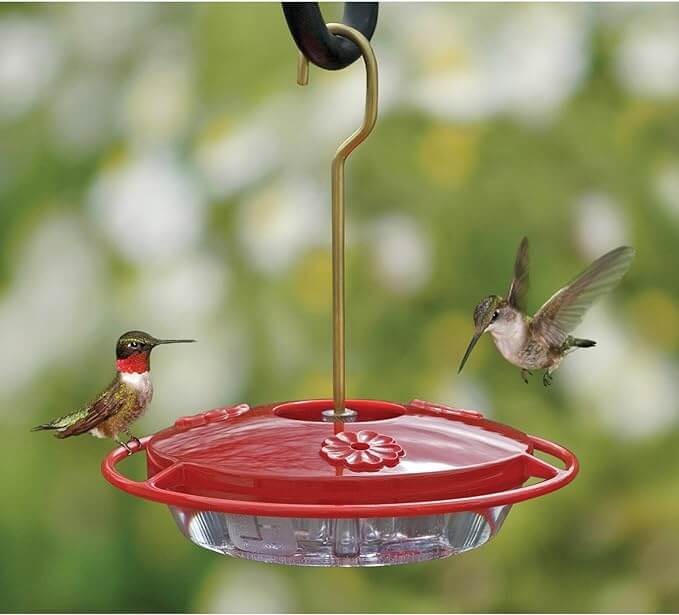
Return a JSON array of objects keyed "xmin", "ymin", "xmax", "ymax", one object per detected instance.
[
  {"xmin": 101, "ymin": 7, "xmax": 579, "ymax": 567},
  {"xmin": 321, "ymin": 429, "xmax": 405, "ymax": 471}
]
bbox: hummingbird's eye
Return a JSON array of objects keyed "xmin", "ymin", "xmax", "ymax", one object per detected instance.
[
  {"xmin": 127, "ymin": 341, "xmax": 140, "ymax": 350},
  {"xmin": 491, "ymin": 310, "xmax": 499, "ymax": 322}
]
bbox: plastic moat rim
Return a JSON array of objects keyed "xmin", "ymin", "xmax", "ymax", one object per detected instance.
[{"xmin": 101, "ymin": 398, "xmax": 578, "ymax": 567}]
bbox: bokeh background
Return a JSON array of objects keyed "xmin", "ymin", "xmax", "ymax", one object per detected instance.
[{"xmin": 1, "ymin": 2, "xmax": 679, "ymax": 612}]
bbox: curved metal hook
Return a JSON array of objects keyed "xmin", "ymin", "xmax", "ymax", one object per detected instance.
[
  {"xmin": 297, "ymin": 24, "xmax": 378, "ymax": 419},
  {"xmin": 282, "ymin": 2, "xmax": 378, "ymax": 71}
]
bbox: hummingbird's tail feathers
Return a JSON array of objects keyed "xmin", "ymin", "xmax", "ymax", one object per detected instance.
[
  {"xmin": 31, "ymin": 409, "xmax": 86, "ymax": 434},
  {"xmin": 31, "ymin": 422, "xmax": 58, "ymax": 432},
  {"xmin": 31, "ymin": 418, "xmax": 68, "ymax": 432},
  {"xmin": 572, "ymin": 338, "xmax": 596, "ymax": 348},
  {"xmin": 562, "ymin": 336, "xmax": 597, "ymax": 354}
]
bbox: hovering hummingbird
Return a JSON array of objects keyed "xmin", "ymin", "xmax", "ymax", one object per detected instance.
[
  {"xmin": 458, "ymin": 238, "xmax": 635, "ymax": 386},
  {"xmin": 32, "ymin": 331, "xmax": 195, "ymax": 452}
]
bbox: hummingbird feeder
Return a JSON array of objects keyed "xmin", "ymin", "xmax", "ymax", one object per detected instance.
[{"xmin": 102, "ymin": 3, "xmax": 579, "ymax": 567}]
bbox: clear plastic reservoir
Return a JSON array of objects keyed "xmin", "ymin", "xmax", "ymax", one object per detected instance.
[{"xmin": 170, "ymin": 505, "xmax": 512, "ymax": 566}]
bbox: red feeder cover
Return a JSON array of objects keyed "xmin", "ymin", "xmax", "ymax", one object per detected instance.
[{"xmin": 125, "ymin": 399, "xmax": 575, "ymax": 512}]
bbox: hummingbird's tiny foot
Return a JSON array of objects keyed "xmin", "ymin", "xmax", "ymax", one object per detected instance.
[
  {"xmin": 543, "ymin": 371, "xmax": 553, "ymax": 387},
  {"xmin": 116, "ymin": 438, "xmax": 133, "ymax": 455},
  {"xmin": 521, "ymin": 369, "xmax": 532, "ymax": 384},
  {"xmin": 125, "ymin": 433, "xmax": 141, "ymax": 449}
]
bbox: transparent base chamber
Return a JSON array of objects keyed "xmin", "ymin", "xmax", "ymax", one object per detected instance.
[{"xmin": 170, "ymin": 505, "xmax": 512, "ymax": 566}]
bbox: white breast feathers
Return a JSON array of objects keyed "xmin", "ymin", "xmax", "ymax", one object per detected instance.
[
  {"xmin": 489, "ymin": 317, "xmax": 528, "ymax": 364},
  {"xmin": 120, "ymin": 371, "xmax": 154, "ymax": 406}
]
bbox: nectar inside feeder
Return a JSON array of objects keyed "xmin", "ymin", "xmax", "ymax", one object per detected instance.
[{"xmin": 101, "ymin": 9, "xmax": 579, "ymax": 567}]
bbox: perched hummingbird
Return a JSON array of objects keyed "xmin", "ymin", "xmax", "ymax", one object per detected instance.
[
  {"xmin": 458, "ymin": 238, "xmax": 635, "ymax": 386},
  {"xmin": 32, "ymin": 331, "xmax": 195, "ymax": 451}
]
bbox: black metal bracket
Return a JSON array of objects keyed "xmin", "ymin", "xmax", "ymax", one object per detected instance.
[{"xmin": 281, "ymin": 2, "xmax": 378, "ymax": 71}]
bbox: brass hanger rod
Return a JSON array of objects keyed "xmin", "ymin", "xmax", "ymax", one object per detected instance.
[{"xmin": 296, "ymin": 23, "xmax": 378, "ymax": 419}]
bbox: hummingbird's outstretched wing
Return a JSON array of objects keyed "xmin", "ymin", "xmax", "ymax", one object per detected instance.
[
  {"xmin": 507, "ymin": 236, "xmax": 529, "ymax": 310},
  {"xmin": 56, "ymin": 378, "xmax": 132, "ymax": 438},
  {"xmin": 532, "ymin": 246, "xmax": 635, "ymax": 347}
]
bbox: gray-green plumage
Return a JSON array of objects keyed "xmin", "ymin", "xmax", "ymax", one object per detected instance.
[{"xmin": 459, "ymin": 238, "xmax": 635, "ymax": 386}]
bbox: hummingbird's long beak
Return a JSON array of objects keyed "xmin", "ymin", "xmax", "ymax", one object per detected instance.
[
  {"xmin": 154, "ymin": 338, "xmax": 196, "ymax": 345},
  {"xmin": 458, "ymin": 330, "xmax": 483, "ymax": 374}
]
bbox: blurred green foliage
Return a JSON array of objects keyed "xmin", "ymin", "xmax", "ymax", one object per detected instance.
[{"xmin": 1, "ymin": 3, "xmax": 679, "ymax": 613}]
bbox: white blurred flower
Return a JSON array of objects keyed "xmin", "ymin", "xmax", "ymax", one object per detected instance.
[
  {"xmin": 369, "ymin": 46, "xmax": 404, "ymax": 113},
  {"xmin": 370, "ymin": 214, "xmax": 432, "ymax": 295},
  {"xmin": 0, "ymin": 214, "xmax": 105, "ymax": 401},
  {"xmin": 389, "ymin": 4, "xmax": 472, "ymax": 73},
  {"xmin": 391, "ymin": 5, "xmax": 460, "ymax": 50},
  {"xmin": 133, "ymin": 253, "xmax": 229, "ymax": 331},
  {"xmin": 0, "ymin": 15, "xmax": 63, "ymax": 119},
  {"xmin": 653, "ymin": 162, "xmax": 679, "ymax": 223},
  {"xmin": 307, "ymin": 51, "xmax": 402, "ymax": 145},
  {"xmin": 89, "ymin": 152, "xmax": 205, "ymax": 265},
  {"xmin": 237, "ymin": 179, "xmax": 326, "ymax": 274},
  {"xmin": 195, "ymin": 119, "xmax": 282, "ymax": 199},
  {"xmin": 408, "ymin": 5, "xmax": 589, "ymax": 122},
  {"xmin": 50, "ymin": 73, "xmax": 117, "ymax": 156},
  {"xmin": 560, "ymin": 305, "xmax": 679, "ymax": 439},
  {"xmin": 574, "ymin": 192, "xmax": 630, "ymax": 260},
  {"xmin": 123, "ymin": 32, "xmax": 193, "ymax": 144},
  {"xmin": 615, "ymin": 17, "xmax": 679, "ymax": 98},
  {"xmin": 194, "ymin": 47, "xmax": 400, "ymax": 199},
  {"xmin": 60, "ymin": 3, "xmax": 154, "ymax": 65},
  {"xmin": 413, "ymin": 64, "xmax": 496, "ymax": 122},
  {"xmin": 400, "ymin": 10, "xmax": 495, "ymax": 121},
  {"xmin": 491, "ymin": 5, "xmax": 589, "ymax": 121}
]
